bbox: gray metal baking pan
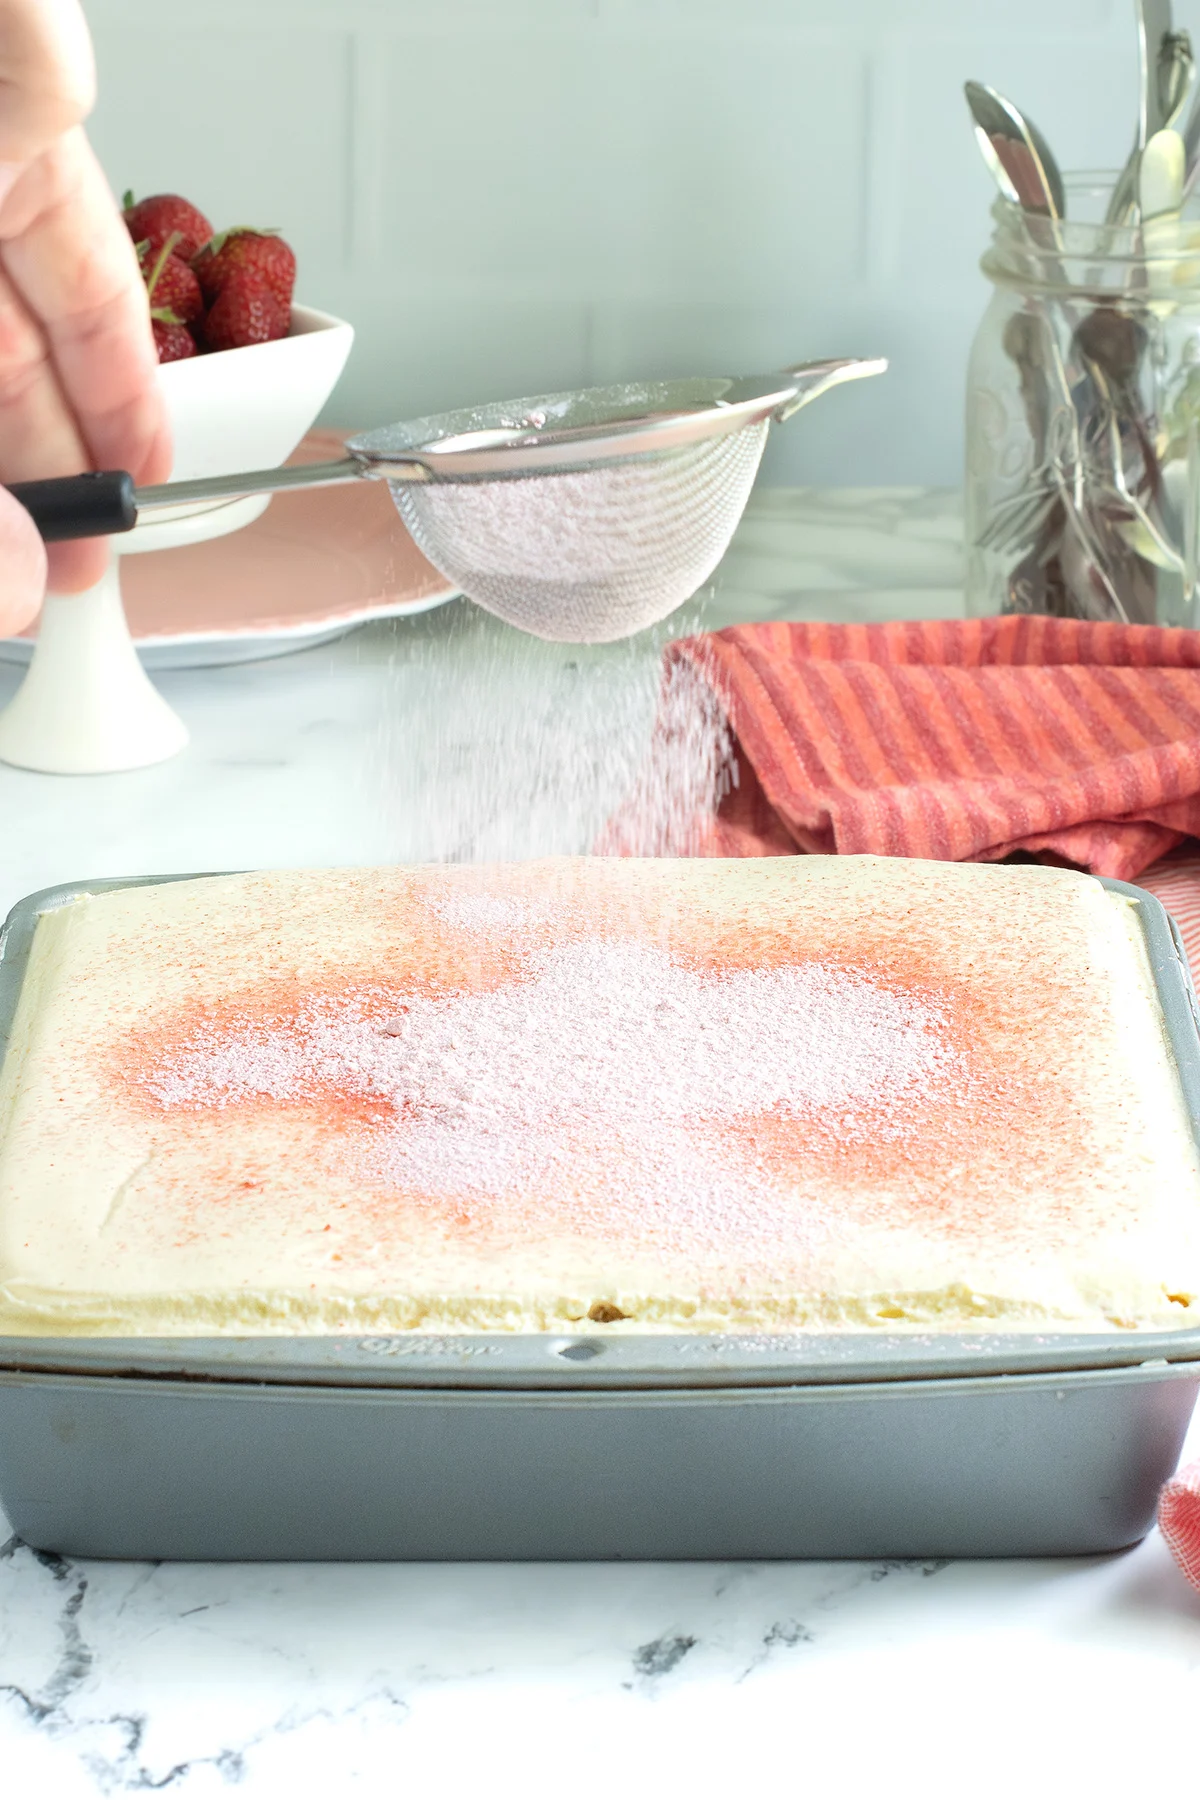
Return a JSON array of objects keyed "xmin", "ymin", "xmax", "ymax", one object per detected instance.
[{"xmin": 0, "ymin": 870, "xmax": 1197, "ymax": 1559}]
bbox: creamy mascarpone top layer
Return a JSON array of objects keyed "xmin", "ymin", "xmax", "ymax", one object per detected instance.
[{"xmin": 0, "ymin": 855, "xmax": 1198, "ymax": 1335}]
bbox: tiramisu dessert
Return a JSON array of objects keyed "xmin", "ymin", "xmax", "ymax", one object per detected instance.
[{"xmin": 0, "ymin": 855, "xmax": 1197, "ymax": 1334}]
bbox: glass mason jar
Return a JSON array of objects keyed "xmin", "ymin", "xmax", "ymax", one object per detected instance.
[{"xmin": 965, "ymin": 175, "xmax": 1200, "ymax": 627}]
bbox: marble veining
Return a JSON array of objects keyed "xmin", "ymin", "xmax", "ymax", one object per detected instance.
[
  {"xmin": 0, "ymin": 489, "xmax": 1197, "ymax": 1796},
  {"xmin": 2, "ymin": 1523, "xmax": 1199, "ymax": 1795}
]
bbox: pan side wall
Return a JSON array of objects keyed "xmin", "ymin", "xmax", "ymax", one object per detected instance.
[{"xmin": 0, "ymin": 1368, "xmax": 1194, "ymax": 1561}]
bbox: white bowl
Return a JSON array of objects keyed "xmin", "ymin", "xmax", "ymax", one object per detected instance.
[
  {"xmin": 0, "ymin": 302, "xmax": 357, "ymax": 777},
  {"xmin": 123, "ymin": 303, "xmax": 354, "ymax": 555}
]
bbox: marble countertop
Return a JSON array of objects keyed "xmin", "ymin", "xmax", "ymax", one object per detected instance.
[{"xmin": 1, "ymin": 487, "xmax": 1197, "ymax": 1795}]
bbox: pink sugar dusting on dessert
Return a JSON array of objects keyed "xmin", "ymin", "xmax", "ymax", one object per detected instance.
[
  {"xmin": 122, "ymin": 906, "xmax": 1035, "ymax": 1280},
  {"xmin": 142, "ymin": 942, "xmax": 959, "ymax": 1124}
]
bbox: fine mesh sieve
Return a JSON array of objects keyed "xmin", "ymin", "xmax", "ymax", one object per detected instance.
[
  {"xmin": 344, "ymin": 361, "xmax": 885, "ymax": 641},
  {"xmin": 12, "ymin": 356, "xmax": 886, "ymax": 644},
  {"xmin": 382, "ymin": 410, "xmax": 769, "ymax": 642}
]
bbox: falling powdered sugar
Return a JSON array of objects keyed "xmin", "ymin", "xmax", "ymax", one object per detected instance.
[{"xmin": 136, "ymin": 932, "xmax": 970, "ymax": 1276}]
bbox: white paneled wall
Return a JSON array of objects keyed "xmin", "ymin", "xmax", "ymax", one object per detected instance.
[{"xmin": 83, "ymin": 0, "xmax": 1189, "ymax": 483}]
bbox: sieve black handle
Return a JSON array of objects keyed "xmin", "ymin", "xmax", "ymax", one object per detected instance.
[{"xmin": 6, "ymin": 470, "xmax": 138, "ymax": 541}]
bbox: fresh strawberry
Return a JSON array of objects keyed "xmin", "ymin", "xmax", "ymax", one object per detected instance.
[
  {"xmin": 151, "ymin": 254, "xmax": 203, "ymax": 324},
  {"xmin": 192, "ymin": 228, "xmax": 295, "ymax": 311},
  {"xmin": 199, "ymin": 269, "xmax": 289, "ymax": 352},
  {"xmin": 152, "ymin": 318, "xmax": 197, "ymax": 362},
  {"xmin": 123, "ymin": 192, "xmax": 213, "ymax": 264},
  {"xmin": 141, "ymin": 236, "xmax": 203, "ymax": 324}
]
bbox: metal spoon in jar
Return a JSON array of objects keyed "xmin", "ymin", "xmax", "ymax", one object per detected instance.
[
  {"xmin": 964, "ymin": 84, "xmax": 1131, "ymax": 618},
  {"xmin": 1109, "ymin": 5, "xmax": 1194, "ymax": 223},
  {"xmin": 964, "ymin": 81, "xmax": 1066, "ymax": 221}
]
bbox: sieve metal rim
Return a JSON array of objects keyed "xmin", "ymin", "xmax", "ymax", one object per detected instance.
[
  {"xmin": 128, "ymin": 358, "xmax": 885, "ymax": 520},
  {"xmin": 346, "ymin": 375, "xmax": 796, "ymax": 483}
]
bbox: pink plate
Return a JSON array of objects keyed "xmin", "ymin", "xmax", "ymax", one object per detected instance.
[{"xmin": 0, "ymin": 429, "xmax": 458, "ymax": 671}]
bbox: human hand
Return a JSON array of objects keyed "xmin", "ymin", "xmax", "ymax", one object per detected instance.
[{"xmin": 0, "ymin": 0, "xmax": 171, "ymax": 633}]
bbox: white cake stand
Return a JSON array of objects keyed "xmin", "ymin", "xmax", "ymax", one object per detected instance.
[{"xmin": 0, "ymin": 305, "xmax": 354, "ymax": 776}]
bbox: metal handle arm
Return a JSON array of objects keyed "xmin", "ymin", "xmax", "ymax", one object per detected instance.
[
  {"xmin": 774, "ymin": 355, "xmax": 888, "ymax": 422},
  {"xmin": 3, "ymin": 457, "xmax": 376, "ymax": 543}
]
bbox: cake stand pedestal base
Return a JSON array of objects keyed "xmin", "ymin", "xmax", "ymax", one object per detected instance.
[{"xmin": 0, "ymin": 552, "xmax": 188, "ymax": 774}]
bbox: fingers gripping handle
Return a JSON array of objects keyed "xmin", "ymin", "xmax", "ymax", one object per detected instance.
[{"xmin": 6, "ymin": 471, "xmax": 137, "ymax": 542}]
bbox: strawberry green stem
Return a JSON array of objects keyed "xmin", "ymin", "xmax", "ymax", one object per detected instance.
[
  {"xmin": 199, "ymin": 225, "xmax": 281, "ymax": 259},
  {"xmin": 144, "ymin": 231, "xmax": 183, "ymax": 302}
]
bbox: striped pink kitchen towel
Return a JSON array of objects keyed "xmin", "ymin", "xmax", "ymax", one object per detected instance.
[
  {"xmin": 1159, "ymin": 1458, "xmax": 1200, "ymax": 1591},
  {"xmin": 660, "ymin": 615, "xmax": 1200, "ymax": 874}
]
